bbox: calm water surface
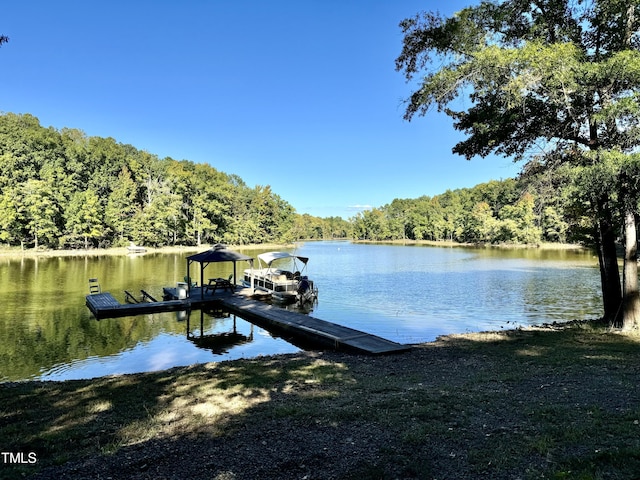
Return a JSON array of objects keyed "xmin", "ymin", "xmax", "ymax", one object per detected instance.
[{"xmin": 0, "ymin": 241, "xmax": 602, "ymax": 382}]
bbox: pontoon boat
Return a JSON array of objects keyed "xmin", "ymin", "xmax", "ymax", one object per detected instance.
[{"xmin": 243, "ymin": 252, "xmax": 318, "ymax": 304}]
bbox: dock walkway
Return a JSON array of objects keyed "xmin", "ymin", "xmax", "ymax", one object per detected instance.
[
  {"xmin": 86, "ymin": 288, "xmax": 410, "ymax": 355},
  {"xmin": 215, "ymin": 291, "xmax": 410, "ymax": 355}
]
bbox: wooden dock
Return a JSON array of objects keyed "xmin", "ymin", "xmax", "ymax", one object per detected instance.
[
  {"xmin": 86, "ymin": 288, "xmax": 411, "ymax": 355},
  {"xmin": 86, "ymin": 293, "xmax": 188, "ymax": 319},
  {"xmin": 214, "ymin": 292, "xmax": 410, "ymax": 355}
]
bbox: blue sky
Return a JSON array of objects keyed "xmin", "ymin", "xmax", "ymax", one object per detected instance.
[{"xmin": 0, "ymin": 1, "xmax": 521, "ymax": 219}]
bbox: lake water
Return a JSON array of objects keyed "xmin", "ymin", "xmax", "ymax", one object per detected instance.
[{"xmin": 0, "ymin": 241, "xmax": 603, "ymax": 382}]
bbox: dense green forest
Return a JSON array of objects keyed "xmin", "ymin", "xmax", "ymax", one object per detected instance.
[
  {"xmin": 0, "ymin": 113, "xmax": 349, "ymax": 249},
  {"xmin": 0, "ymin": 112, "xmax": 586, "ymax": 250},
  {"xmin": 352, "ymin": 170, "xmax": 585, "ymax": 245}
]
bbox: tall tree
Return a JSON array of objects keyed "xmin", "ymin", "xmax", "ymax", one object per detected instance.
[
  {"xmin": 64, "ymin": 190, "xmax": 104, "ymax": 249},
  {"xmin": 105, "ymin": 166, "xmax": 138, "ymax": 245},
  {"xmin": 498, "ymin": 192, "xmax": 541, "ymax": 244},
  {"xmin": 0, "ymin": 187, "xmax": 20, "ymax": 245},
  {"xmin": 20, "ymin": 179, "xmax": 60, "ymax": 249},
  {"xmin": 396, "ymin": 0, "xmax": 640, "ymax": 328}
]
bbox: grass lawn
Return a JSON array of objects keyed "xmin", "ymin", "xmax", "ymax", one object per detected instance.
[{"xmin": 2, "ymin": 321, "xmax": 640, "ymax": 479}]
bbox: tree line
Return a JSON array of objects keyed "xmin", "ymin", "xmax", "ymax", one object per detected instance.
[
  {"xmin": 1, "ymin": 112, "xmax": 590, "ymax": 251},
  {"xmin": 0, "ymin": 112, "xmax": 605, "ymax": 250},
  {"xmin": 352, "ymin": 174, "xmax": 583, "ymax": 245},
  {"xmin": 0, "ymin": 113, "xmax": 351, "ymax": 249}
]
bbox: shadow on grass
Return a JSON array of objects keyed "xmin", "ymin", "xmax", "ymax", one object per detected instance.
[
  {"xmin": 4, "ymin": 323, "xmax": 640, "ymax": 479},
  {"xmin": 1, "ymin": 352, "xmax": 350, "ymax": 479}
]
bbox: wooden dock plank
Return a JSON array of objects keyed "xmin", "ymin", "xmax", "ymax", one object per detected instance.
[
  {"xmin": 86, "ymin": 293, "xmax": 120, "ymax": 309},
  {"xmin": 86, "ymin": 293, "xmax": 188, "ymax": 319}
]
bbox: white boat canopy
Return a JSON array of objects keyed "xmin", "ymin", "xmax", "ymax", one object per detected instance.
[{"xmin": 257, "ymin": 251, "xmax": 309, "ymax": 266}]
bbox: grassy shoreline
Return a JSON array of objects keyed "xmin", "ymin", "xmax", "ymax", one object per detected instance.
[
  {"xmin": 352, "ymin": 238, "xmax": 589, "ymax": 250},
  {"xmin": 0, "ymin": 243, "xmax": 295, "ymax": 259},
  {"xmin": 4, "ymin": 321, "xmax": 640, "ymax": 479},
  {"xmin": 0, "ymin": 239, "xmax": 588, "ymax": 259}
]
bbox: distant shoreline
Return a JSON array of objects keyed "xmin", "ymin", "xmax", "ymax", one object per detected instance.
[
  {"xmin": 352, "ymin": 238, "xmax": 589, "ymax": 250},
  {"xmin": 0, "ymin": 239, "xmax": 589, "ymax": 259},
  {"xmin": 0, "ymin": 243, "xmax": 295, "ymax": 259}
]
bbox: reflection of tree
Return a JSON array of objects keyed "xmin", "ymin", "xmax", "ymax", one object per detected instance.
[
  {"xmin": 0, "ymin": 307, "xmax": 167, "ymax": 381},
  {"xmin": 1, "ymin": 252, "xmax": 274, "ymax": 381}
]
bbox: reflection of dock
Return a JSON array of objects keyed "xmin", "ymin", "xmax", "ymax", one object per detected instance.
[
  {"xmin": 186, "ymin": 311, "xmax": 254, "ymax": 354},
  {"xmin": 86, "ymin": 288, "xmax": 410, "ymax": 355}
]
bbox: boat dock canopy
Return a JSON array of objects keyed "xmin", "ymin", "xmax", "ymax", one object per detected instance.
[
  {"xmin": 186, "ymin": 244, "xmax": 253, "ymax": 299},
  {"xmin": 257, "ymin": 251, "xmax": 309, "ymax": 265},
  {"xmin": 187, "ymin": 244, "xmax": 253, "ymax": 264}
]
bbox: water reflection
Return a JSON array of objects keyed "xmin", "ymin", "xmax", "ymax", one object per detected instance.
[
  {"xmin": 0, "ymin": 242, "xmax": 603, "ymax": 382},
  {"xmin": 185, "ymin": 310, "xmax": 254, "ymax": 355},
  {"xmin": 33, "ymin": 310, "xmax": 299, "ymax": 382}
]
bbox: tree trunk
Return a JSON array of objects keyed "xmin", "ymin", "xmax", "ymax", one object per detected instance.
[
  {"xmin": 622, "ymin": 209, "xmax": 640, "ymax": 330},
  {"xmin": 595, "ymin": 201, "xmax": 623, "ymax": 326}
]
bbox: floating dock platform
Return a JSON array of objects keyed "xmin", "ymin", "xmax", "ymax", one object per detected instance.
[
  {"xmin": 86, "ymin": 293, "xmax": 189, "ymax": 319},
  {"xmin": 214, "ymin": 291, "xmax": 410, "ymax": 355},
  {"xmin": 86, "ymin": 287, "xmax": 411, "ymax": 355}
]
